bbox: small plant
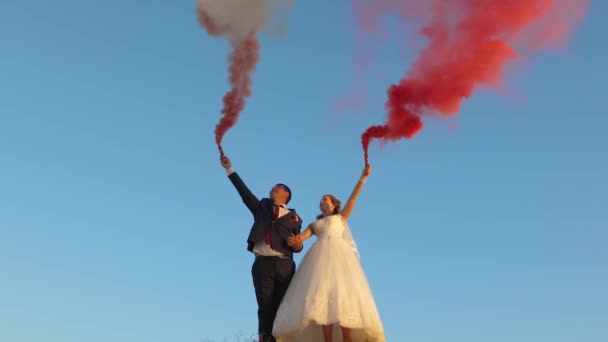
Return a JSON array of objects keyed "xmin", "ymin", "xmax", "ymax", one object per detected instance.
[{"xmin": 200, "ymin": 329, "xmax": 258, "ymax": 342}]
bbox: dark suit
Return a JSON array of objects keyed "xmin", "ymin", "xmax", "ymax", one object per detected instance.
[{"xmin": 227, "ymin": 171, "xmax": 303, "ymax": 340}]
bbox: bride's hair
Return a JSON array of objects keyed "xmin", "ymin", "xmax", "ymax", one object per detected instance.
[{"xmin": 316, "ymin": 194, "xmax": 341, "ymax": 219}]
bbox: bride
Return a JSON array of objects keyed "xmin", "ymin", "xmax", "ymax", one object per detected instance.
[{"xmin": 272, "ymin": 164, "xmax": 385, "ymax": 342}]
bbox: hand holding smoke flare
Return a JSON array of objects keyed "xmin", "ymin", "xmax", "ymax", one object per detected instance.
[
  {"xmin": 196, "ymin": 0, "xmax": 292, "ymax": 157},
  {"xmin": 353, "ymin": 0, "xmax": 588, "ymax": 165}
]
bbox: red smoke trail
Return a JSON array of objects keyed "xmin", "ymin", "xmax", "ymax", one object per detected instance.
[
  {"xmin": 214, "ymin": 39, "xmax": 260, "ymax": 156},
  {"xmin": 197, "ymin": 5, "xmax": 260, "ymax": 157},
  {"xmin": 355, "ymin": 0, "xmax": 588, "ymax": 164}
]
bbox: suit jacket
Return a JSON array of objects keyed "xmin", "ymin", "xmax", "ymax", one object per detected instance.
[{"xmin": 228, "ymin": 172, "xmax": 304, "ymax": 257}]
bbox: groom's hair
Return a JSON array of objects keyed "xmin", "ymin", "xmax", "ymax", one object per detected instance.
[{"xmin": 277, "ymin": 183, "xmax": 292, "ymax": 204}]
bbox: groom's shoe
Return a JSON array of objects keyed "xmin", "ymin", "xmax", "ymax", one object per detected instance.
[{"xmin": 258, "ymin": 333, "xmax": 276, "ymax": 342}]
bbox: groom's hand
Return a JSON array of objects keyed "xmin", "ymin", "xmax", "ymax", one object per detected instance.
[
  {"xmin": 220, "ymin": 155, "xmax": 232, "ymax": 169},
  {"xmin": 287, "ymin": 234, "xmax": 302, "ymax": 250}
]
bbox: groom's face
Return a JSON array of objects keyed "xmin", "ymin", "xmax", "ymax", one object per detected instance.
[{"xmin": 270, "ymin": 184, "xmax": 290, "ymax": 204}]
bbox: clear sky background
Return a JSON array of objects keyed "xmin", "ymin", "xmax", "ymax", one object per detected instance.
[{"xmin": 1, "ymin": 1, "xmax": 606, "ymax": 341}]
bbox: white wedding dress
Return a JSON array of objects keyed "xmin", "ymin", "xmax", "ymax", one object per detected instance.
[{"xmin": 272, "ymin": 214, "xmax": 385, "ymax": 341}]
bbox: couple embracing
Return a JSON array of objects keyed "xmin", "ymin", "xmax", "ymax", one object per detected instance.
[{"xmin": 220, "ymin": 155, "xmax": 385, "ymax": 342}]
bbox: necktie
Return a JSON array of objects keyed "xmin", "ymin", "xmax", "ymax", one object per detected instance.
[{"xmin": 265, "ymin": 204, "xmax": 281, "ymax": 244}]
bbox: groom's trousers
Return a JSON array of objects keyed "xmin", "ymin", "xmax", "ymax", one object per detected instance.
[{"xmin": 252, "ymin": 256, "xmax": 296, "ymax": 338}]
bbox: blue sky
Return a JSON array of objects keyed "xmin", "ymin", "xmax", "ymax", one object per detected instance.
[{"xmin": 1, "ymin": 1, "xmax": 606, "ymax": 341}]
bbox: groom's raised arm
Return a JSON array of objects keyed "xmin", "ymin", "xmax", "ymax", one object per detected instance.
[{"xmin": 221, "ymin": 156, "xmax": 260, "ymax": 214}]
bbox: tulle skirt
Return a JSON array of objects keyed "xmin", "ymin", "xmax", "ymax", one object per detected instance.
[{"xmin": 272, "ymin": 237, "xmax": 385, "ymax": 341}]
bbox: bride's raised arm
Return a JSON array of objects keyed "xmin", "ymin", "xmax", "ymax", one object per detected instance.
[{"xmin": 340, "ymin": 164, "xmax": 371, "ymax": 222}]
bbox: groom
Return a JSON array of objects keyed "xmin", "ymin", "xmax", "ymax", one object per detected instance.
[{"xmin": 220, "ymin": 155, "xmax": 304, "ymax": 342}]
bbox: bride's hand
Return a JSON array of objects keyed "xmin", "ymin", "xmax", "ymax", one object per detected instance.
[
  {"xmin": 361, "ymin": 164, "xmax": 371, "ymax": 179},
  {"xmin": 288, "ymin": 234, "xmax": 303, "ymax": 249}
]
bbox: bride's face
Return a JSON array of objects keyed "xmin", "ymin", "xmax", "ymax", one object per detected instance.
[{"xmin": 319, "ymin": 195, "xmax": 335, "ymax": 213}]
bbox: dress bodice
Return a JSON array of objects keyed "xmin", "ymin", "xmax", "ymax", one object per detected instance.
[{"xmin": 313, "ymin": 215, "xmax": 345, "ymax": 239}]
